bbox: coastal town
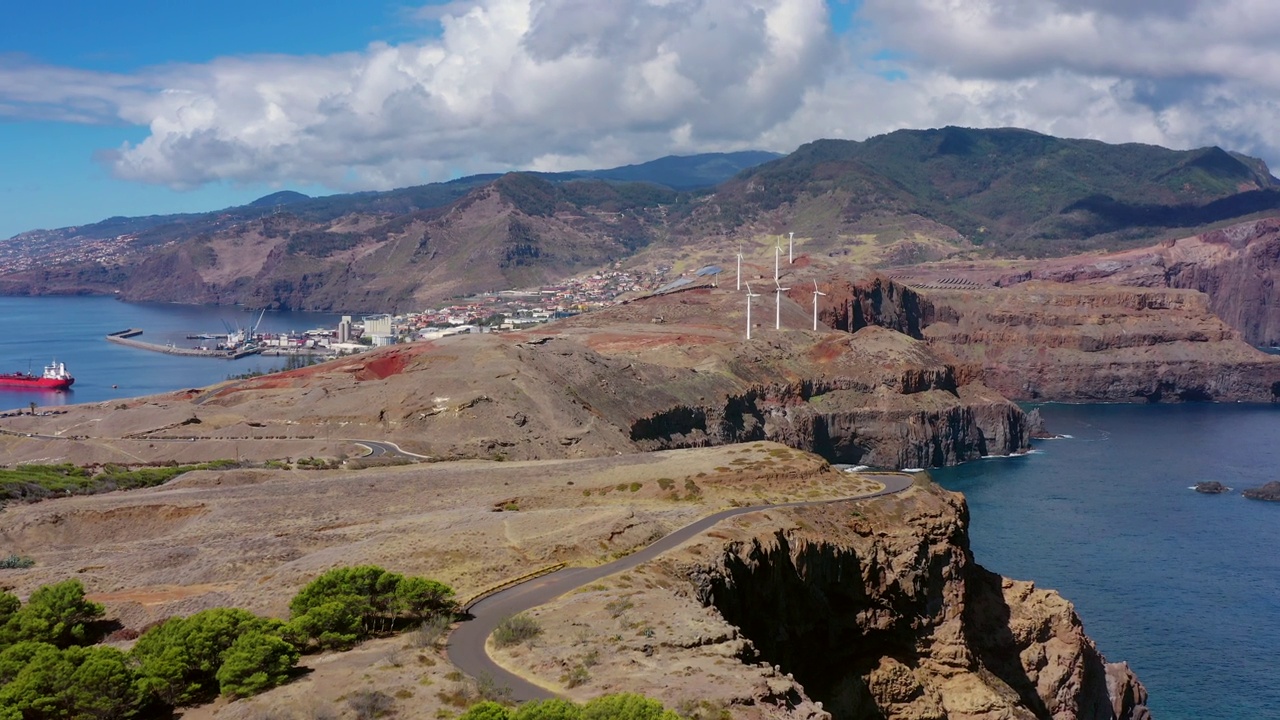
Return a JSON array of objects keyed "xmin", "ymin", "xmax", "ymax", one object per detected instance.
[{"xmin": 105, "ymin": 266, "xmax": 671, "ymax": 360}]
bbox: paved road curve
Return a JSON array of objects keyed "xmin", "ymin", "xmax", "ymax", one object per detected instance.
[
  {"xmin": 446, "ymin": 472, "xmax": 916, "ymax": 701},
  {"xmin": 350, "ymin": 439, "xmax": 432, "ymax": 460}
]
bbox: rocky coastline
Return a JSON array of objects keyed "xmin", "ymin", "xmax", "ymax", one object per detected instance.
[{"xmin": 695, "ymin": 482, "xmax": 1152, "ymax": 719}]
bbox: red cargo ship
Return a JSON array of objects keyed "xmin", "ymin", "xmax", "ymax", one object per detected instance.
[{"xmin": 0, "ymin": 360, "xmax": 75, "ymax": 390}]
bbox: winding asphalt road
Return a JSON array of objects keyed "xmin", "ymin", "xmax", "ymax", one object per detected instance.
[
  {"xmin": 445, "ymin": 472, "xmax": 916, "ymax": 701},
  {"xmin": 350, "ymin": 439, "xmax": 432, "ymax": 460}
]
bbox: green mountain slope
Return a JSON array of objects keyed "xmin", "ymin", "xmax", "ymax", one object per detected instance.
[{"xmin": 691, "ymin": 127, "xmax": 1280, "ymax": 256}]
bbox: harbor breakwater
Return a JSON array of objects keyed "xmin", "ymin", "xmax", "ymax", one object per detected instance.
[{"xmin": 106, "ymin": 328, "xmax": 260, "ymax": 359}]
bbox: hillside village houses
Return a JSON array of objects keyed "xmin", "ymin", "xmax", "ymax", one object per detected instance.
[{"xmin": 302, "ymin": 267, "xmax": 658, "ymax": 352}]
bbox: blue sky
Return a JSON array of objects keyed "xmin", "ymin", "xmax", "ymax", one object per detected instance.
[
  {"xmin": 2, "ymin": 0, "xmax": 1277, "ymax": 239},
  {"xmin": 1, "ymin": 1, "xmax": 439, "ymax": 235}
]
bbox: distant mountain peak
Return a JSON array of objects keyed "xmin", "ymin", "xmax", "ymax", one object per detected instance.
[{"xmin": 248, "ymin": 190, "xmax": 311, "ymax": 208}]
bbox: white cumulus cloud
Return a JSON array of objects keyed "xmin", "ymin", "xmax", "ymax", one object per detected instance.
[{"xmin": 4, "ymin": 0, "xmax": 1280, "ymax": 190}]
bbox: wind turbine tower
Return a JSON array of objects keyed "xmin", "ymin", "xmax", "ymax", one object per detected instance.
[
  {"xmin": 788, "ymin": 232, "xmax": 795, "ymax": 264},
  {"xmin": 811, "ymin": 280, "xmax": 827, "ymax": 331},
  {"xmin": 774, "ymin": 279, "xmax": 790, "ymax": 330},
  {"xmin": 745, "ymin": 283, "xmax": 760, "ymax": 340}
]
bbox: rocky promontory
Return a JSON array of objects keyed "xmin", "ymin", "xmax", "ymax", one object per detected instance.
[
  {"xmin": 1242, "ymin": 481, "xmax": 1280, "ymax": 501},
  {"xmin": 504, "ymin": 476, "xmax": 1151, "ymax": 720}
]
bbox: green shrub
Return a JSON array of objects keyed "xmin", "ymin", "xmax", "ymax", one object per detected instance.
[
  {"xmin": 288, "ymin": 566, "xmax": 456, "ymax": 649},
  {"xmin": 0, "ymin": 643, "xmax": 137, "ymax": 720},
  {"xmin": 462, "ymin": 695, "xmax": 675, "ymax": 720},
  {"xmin": 513, "ymin": 698, "xmax": 583, "ymax": 720},
  {"xmin": 132, "ymin": 608, "xmax": 291, "ymax": 706},
  {"xmin": 492, "ymin": 614, "xmax": 541, "ymax": 648},
  {"xmin": 560, "ymin": 664, "xmax": 590, "ymax": 688},
  {"xmin": 0, "ymin": 555, "xmax": 34, "ymax": 569},
  {"xmin": 459, "ymin": 700, "xmax": 512, "ymax": 720},
  {"xmin": 4, "ymin": 579, "xmax": 104, "ymax": 648},
  {"xmin": 582, "ymin": 693, "xmax": 679, "ymax": 720},
  {"xmin": 216, "ymin": 630, "xmax": 300, "ymax": 698}
]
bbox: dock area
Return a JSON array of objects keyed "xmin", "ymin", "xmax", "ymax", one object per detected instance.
[{"xmin": 106, "ymin": 329, "xmax": 261, "ymax": 359}]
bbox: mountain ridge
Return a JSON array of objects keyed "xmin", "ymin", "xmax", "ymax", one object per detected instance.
[{"xmin": 4, "ymin": 128, "xmax": 1280, "ymax": 313}]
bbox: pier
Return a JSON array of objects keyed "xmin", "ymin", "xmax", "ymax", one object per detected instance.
[{"xmin": 106, "ymin": 329, "xmax": 261, "ymax": 359}]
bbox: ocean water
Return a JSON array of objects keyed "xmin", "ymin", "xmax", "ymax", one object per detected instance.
[
  {"xmin": 0, "ymin": 295, "xmax": 341, "ymax": 411},
  {"xmin": 931, "ymin": 403, "xmax": 1280, "ymax": 720}
]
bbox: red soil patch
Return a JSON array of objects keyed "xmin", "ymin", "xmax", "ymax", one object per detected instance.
[
  {"xmin": 90, "ymin": 583, "xmax": 236, "ymax": 607},
  {"xmin": 809, "ymin": 336, "xmax": 848, "ymax": 364},
  {"xmin": 355, "ymin": 349, "xmax": 411, "ymax": 381}
]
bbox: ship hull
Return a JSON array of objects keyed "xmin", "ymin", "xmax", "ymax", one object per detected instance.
[{"xmin": 0, "ymin": 376, "xmax": 74, "ymax": 390}]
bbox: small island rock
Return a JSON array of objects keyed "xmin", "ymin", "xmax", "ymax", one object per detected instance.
[
  {"xmin": 1194, "ymin": 481, "xmax": 1230, "ymax": 494},
  {"xmin": 1242, "ymin": 481, "xmax": 1280, "ymax": 501}
]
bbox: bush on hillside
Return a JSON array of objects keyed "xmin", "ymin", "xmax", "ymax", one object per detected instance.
[
  {"xmin": 460, "ymin": 700, "xmax": 513, "ymax": 720},
  {"xmin": 581, "ymin": 693, "xmax": 680, "ymax": 720},
  {"xmin": 0, "ymin": 643, "xmax": 137, "ymax": 720},
  {"xmin": 492, "ymin": 613, "xmax": 541, "ymax": 648},
  {"xmin": 513, "ymin": 698, "xmax": 583, "ymax": 720},
  {"xmin": 461, "ymin": 694, "xmax": 677, "ymax": 720},
  {"xmin": 287, "ymin": 565, "xmax": 455, "ymax": 650},
  {"xmin": 131, "ymin": 607, "xmax": 294, "ymax": 706},
  {"xmin": 0, "ymin": 579, "xmax": 104, "ymax": 649},
  {"xmin": 215, "ymin": 630, "xmax": 300, "ymax": 698}
]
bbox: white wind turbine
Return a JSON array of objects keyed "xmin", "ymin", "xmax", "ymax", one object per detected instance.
[
  {"xmin": 811, "ymin": 280, "xmax": 827, "ymax": 331},
  {"xmin": 736, "ymin": 245, "xmax": 743, "ymax": 291},
  {"xmin": 774, "ymin": 279, "xmax": 790, "ymax": 330},
  {"xmin": 745, "ymin": 283, "xmax": 760, "ymax": 340},
  {"xmin": 774, "ymin": 244, "xmax": 783, "ymax": 283},
  {"xmin": 788, "ymin": 231, "xmax": 795, "ymax": 264}
]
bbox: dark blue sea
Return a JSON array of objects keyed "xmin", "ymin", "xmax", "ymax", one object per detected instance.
[
  {"xmin": 0, "ymin": 295, "xmax": 341, "ymax": 411},
  {"xmin": 932, "ymin": 403, "xmax": 1280, "ymax": 720}
]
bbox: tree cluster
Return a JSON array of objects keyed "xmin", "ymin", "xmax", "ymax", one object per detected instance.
[
  {"xmin": 287, "ymin": 565, "xmax": 456, "ymax": 651},
  {"xmin": 0, "ymin": 583, "xmax": 298, "ymax": 719},
  {"xmin": 0, "ymin": 566, "xmax": 456, "ymax": 719}
]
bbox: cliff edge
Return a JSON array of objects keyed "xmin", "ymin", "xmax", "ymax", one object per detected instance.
[{"xmin": 489, "ymin": 477, "xmax": 1150, "ymax": 720}]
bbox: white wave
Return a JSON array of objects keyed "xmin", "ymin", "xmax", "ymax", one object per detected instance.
[
  {"xmin": 841, "ymin": 465, "xmax": 871, "ymax": 473},
  {"xmin": 981, "ymin": 449, "xmax": 1043, "ymax": 459},
  {"xmin": 901, "ymin": 467, "xmax": 925, "ymax": 473}
]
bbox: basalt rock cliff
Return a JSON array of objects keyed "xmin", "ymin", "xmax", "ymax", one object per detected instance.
[
  {"xmin": 811, "ymin": 273, "xmax": 1280, "ymax": 403},
  {"xmin": 689, "ymin": 482, "xmax": 1151, "ymax": 720},
  {"xmin": 989, "ymin": 217, "xmax": 1280, "ymax": 347}
]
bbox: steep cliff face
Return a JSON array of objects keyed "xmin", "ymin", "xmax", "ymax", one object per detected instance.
[
  {"xmin": 995, "ymin": 216, "xmax": 1280, "ymax": 346},
  {"xmin": 813, "ymin": 270, "xmax": 1280, "ymax": 403},
  {"xmin": 821, "ymin": 276, "xmax": 931, "ymax": 338},
  {"xmin": 602, "ymin": 321, "xmax": 1029, "ymax": 466},
  {"xmin": 627, "ymin": 376, "xmax": 1028, "ymax": 468},
  {"xmin": 691, "ymin": 483, "xmax": 1151, "ymax": 720},
  {"xmin": 917, "ymin": 282, "xmax": 1280, "ymax": 403}
]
